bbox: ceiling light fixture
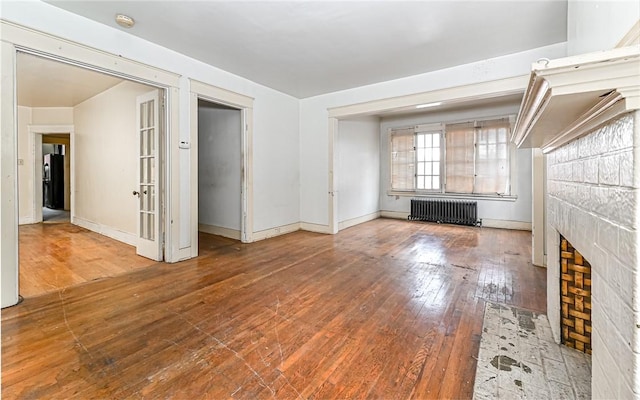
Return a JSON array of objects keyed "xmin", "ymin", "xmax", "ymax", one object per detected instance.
[
  {"xmin": 415, "ymin": 102, "xmax": 442, "ymax": 109},
  {"xmin": 115, "ymin": 14, "xmax": 135, "ymax": 28}
]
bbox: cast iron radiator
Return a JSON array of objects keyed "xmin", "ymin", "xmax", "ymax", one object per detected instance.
[{"xmin": 408, "ymin": 198, "xmax": 480, "ymax": 227}]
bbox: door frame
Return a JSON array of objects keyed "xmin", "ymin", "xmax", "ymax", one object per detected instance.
[
  {"xmin": 27, "ymin": 125, "xmax": 74, "ymax": 224},
  {"xmin": 189, "ymin": 79, "xmax": 254, "ymax": 257},
  {"xmin": 1, "ymin": 20, "xmax": 181, "ymax": 308}
]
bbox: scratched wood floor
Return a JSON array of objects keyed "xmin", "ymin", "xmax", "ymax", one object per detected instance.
[{"xmin": 2, "ymin": 218, "xmax": 546, "ymax": 399}]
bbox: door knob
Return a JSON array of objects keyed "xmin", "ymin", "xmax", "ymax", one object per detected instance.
[{"xmin": 133, "ymin": 190, "xmax": 140, "ymax": 197}]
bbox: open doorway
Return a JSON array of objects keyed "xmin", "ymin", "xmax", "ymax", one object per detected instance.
[
  {"xmin": 41, "ymin": 135, "xmax": 70, "ymax": 223},
  {"xmin": 197, "ymin": 99, "xmax": 243, "ymax": 240},
  {"xmin": 15, "ymin": 52, "xmax": 165, "ymax": 298}
]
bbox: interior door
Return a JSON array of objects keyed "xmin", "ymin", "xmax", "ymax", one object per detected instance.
[{"xmin": 135, "ymin": 90, "xmax": 163, "ymax": 260}]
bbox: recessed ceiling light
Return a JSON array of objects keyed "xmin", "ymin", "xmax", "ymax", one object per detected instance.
[
  {"xmin": 415, "ymin": 102, "xmax": 442, "ymax": 109},
  {"xmin": 115, "ymin": 14, "xmax": 135, "ymax": 28}
]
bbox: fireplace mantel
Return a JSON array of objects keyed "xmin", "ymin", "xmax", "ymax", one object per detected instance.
[{"xmin": 512, "ymin": 46, "xmax": 640, "ymax": 153}]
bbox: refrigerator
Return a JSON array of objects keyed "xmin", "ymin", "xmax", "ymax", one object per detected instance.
[{"xmin": 43, "ymin": 153, "xmax": 64, "ymax": 209}]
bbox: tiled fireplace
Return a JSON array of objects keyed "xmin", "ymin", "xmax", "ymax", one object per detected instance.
[
  {"xmin": 546, "ymin": 112, "xmax": 639, "ymax": 398},
  {"xmin": 511, "ymin": 44, "xmax": 639, "ymax": 398}
]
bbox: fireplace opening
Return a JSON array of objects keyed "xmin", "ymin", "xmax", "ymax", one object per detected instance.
[{"xmin": 560, "ymin": 235, "xmax": 592, "ymax": 354}]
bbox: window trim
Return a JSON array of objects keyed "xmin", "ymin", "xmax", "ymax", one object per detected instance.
[{"xmin": 388, "ymin": 115, "xmax": 518, "ymax": 200}]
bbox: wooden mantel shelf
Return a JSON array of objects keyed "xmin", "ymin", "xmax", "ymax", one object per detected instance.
[{"xmin": 512, "ymin": 46, "xmax": 640, "ymax": 153}]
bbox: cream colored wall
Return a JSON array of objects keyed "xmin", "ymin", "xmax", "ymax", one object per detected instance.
[
  {"xmin": 17, "ymin": 106, "xmax": 73, "ymax": 224},
  {"xmin": 73, "ymin": 80, "xmax": 154, "ymax": 236},
  {"xmin": 32, "ymin": 107, "xmax": 73, "ymax": 125}
]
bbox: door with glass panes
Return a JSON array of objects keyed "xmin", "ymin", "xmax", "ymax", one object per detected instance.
[{"xmin": 135, "ymin": 90, "xmax": 163, "ymax": 261}]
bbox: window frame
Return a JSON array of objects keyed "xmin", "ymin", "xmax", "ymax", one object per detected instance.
[
  {"xmin": 387, "ymin": 116, "xmax": 518, "ymax": 201},
  {"xmin": 414, "ymin": 123, "xmax": 445, "ymax": 194}
]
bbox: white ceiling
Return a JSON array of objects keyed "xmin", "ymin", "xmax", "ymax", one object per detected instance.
[
  {"xmin": 17, "ymin": 52, "xmax": 123, "ymax": 107},
  {"xmin": 46, "ymin": 1, "xmax": 568, "ymax": 99}
]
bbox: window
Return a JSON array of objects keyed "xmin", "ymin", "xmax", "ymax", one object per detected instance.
[
  {"xmin": 390, "ymin": 118, "xmax": 512, "ymax": 196},
  {"xmin": 391, "ymin": 124, "xmax": 443, "ymax": 191},
  {"xmin": 390, "ymin": 128, "xmax": 415, "ymax": 191},
  {"xmin": 416, "ymin": 130, "xmax": 441, "ymax": 190}
]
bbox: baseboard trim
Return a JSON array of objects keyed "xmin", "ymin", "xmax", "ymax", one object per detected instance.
[
  {"xmin": 481, "ymin": 219, "xmax": 531, "ymax": 231},
  {"xmin": 252, "ymin": 222, "xmax": 300, "ymax": 242},
  {"xmin": 198, "ymin": 223, "xmax": 241, "ymax": 240},
  {"xmin": 72, "ymin": 216, "xmax": 136, "ymax": 246},
  {"xmin": 380, "ymin": 210, "xmax": 410, "ymax": 220},
  {"xmin": 299, "ymin": 222, "xmax": 331, "ymax": 234},
  {"xmin": 19, "ymin": 216, "xmax": 36, "ymax": 225},
  {"xmin": 338, "ymin": 211, "xmax": 380, "ymax": 231}
]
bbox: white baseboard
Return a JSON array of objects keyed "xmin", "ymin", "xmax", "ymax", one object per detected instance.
[
  {"xmin": 338, "ymin": 211, "xmax": 380, "ymax": 231},
  {"xmin": 481, "ymin": 219, "xmax": 531, "ymax": 231},
  {"xmin": 19, "ymin": 216, "xmax": 36, "ymax": 225},
  {"xmin": 198, "ymin": 223, "xmax": 241, "ymax": 240},
  {"xmin": 380, "ymin": 210, "xmax": 410, "ymax": 220},
  {"xmin": 380, "ymin": 210, "xmax": 531, "ymax": 231},
  {"xmin": 72, "ymin": 216, "xmax": 137, "ymax": 246},
  {"xmin": 299, "ymin": 222, "xmax": 331, "ymax": 234},
  {"xmin": 252, "ymin": 222, "xmax": 300, "ymax": 242}
]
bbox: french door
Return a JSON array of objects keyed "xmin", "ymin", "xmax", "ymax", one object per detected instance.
[{"xmin": 135, "ymin": 90, "xmax": 163, "ymax": 260}]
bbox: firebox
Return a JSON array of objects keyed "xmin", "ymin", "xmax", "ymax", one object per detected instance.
[{"xmin": 560, "ymin": 235, "xmax": 592, "ymax": 354}]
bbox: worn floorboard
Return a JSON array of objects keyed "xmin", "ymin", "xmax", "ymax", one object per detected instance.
[{"xmin": 2, "ymin": 218, "xmax": 545, "ymax": 399}]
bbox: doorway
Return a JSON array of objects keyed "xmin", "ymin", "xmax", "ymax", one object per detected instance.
[
  {"xmin": 41, "ymin": 135, "xmax": 70, "ymax": 222},
  {"xmin": 14, "ymin": 52, "xmax": 167, "ymax": 297},
  {"xmin": 197, "ymin": 99, "xmax": 243, "ymax": 240},
  {"xmin": 189, "ymin": 79, "xmax": 255, "ymax": 258}
]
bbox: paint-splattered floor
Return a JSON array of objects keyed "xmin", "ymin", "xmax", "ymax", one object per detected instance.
[{"xmin": 473, "ymin": 302, "xmax": 591, "ymax": 399}]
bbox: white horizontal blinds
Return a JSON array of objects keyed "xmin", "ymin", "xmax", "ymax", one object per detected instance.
[
  {"xmin": 475, "ymin": 119, "xmax": 510, "ymax": 194},
  {"xmin": 415, "ymin": 132, "xmax": 441, "ymax": 190},
  {"xmin": 390, "ymin": 128, "xmax": 415, "ymax": 190},
  {"xmin": 445, "ymin": 122, "xmax": 475, "ymax": 193}
]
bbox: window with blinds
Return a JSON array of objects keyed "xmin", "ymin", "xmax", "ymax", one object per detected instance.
[
  {"xmin": 390, "ymin": 128, "xmax": 415, "ymax": 190},
  {"xmin": 389, "ymin": 117, "xmax": 512, "ymax": 196},
  {"xmin": 390, "ymin": 124, "xmax": 443, "ymax": 192}
]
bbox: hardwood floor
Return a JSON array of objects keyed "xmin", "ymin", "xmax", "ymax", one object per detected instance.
[
  {"xmin": 2, "ymin": 219, "xmax": 546, "ymax": 399},
  {"xmin": 18, "ymin": 223, "xmax": 157, "ymax": 298}
]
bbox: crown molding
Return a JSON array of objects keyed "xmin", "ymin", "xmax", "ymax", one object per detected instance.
[{"xmin": 512, "ymin": 46, "xmax": 640, "ymax": 153}]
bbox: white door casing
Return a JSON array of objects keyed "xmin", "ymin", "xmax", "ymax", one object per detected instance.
[
  {"xmin": 136, "ymin": 90, "xmax": 163, "ymax": 261},
  {"xmin": 189, "ymin": 79, "xmax": 254, "ymax": 257}
]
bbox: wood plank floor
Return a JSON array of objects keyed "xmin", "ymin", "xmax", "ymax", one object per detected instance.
[
  {"xmin": 18, "ymin": 223, "xmax": 157, "ymax": 298},
  {"xmin": 2, "ymin": 219, "xmax": 546, "ymax": 399}
]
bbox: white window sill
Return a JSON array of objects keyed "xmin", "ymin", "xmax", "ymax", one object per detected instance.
[{"xmin": 386, "ymin": 190, "xmax": 518, "ymax": 202}]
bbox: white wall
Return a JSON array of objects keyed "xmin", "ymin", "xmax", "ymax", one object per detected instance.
[
  {"xmin": 17, "ymin": 106, "xmax": 73, "ymax": 224},
  {"xmin": 73, "ymin": 80, "xmax": 152, "ymax": 237},
  {"xmin": 567, "ymin": 0, "xmax": 640, "ymax": 56},
  {"xmin": 545, "ymin": 112, "xmax": 640, "ymax": 399},
  {"xmin": 2, "ymin": 0, "xmax": 300, "ymax": 251},
  {"xmin": 378, "ymin": 102, "xmax": 532, "ymax": 227},
  {"xmin": 337, "ymin": 117, "xmax": 380, "ymax": 225},
  {"xmin": 299, "ymin": 43, "xmax": 566, "ymax": 227},
  {"xmin": 198, "ymin": 104, "xmax": 242, "ymax": 232}
]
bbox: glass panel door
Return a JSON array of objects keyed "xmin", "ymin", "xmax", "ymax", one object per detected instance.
[{"xmin": 135, "ymin": 90, "xmax": 162, "ymax": 260}]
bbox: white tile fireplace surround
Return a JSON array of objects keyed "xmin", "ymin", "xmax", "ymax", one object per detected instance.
[
  {"xmin": 512, "ymin": 45, "xmax": 640, "ymax": 398},
  {"xmin": 546, "ymin": 112, "xmax": 639, "ymax": 398}
]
